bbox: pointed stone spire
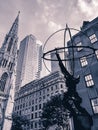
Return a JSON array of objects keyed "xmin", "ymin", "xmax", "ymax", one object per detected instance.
[
  {"xmin": 0, "ymin": 12, "xmax": 20, "ymax": 54},
  {"xmin": 8, "ymin": 11, "xmax": 20, "ymax": 36}
]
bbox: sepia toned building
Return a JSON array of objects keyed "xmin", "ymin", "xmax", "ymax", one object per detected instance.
[{"xmin": 14, "ymin": 71, "xmax": 67, "ymax": 130}]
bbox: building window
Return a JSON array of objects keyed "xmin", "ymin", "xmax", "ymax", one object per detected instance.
[
  {"xmin": 39, "ymin": 104, "xmax": 41, "ymax": 109},
  {"xmin": 47, "ymin": 94, "xmax": 49, "ymax": 97},
  {"xmin": 61, "ymin": 84, "xmax": 63, "ymax": 88},
  {"xmin": 0, "ymin": 72, "xmax": 8, "ymax": 91},
  {"xmin": 7, "ymin": 38, "xmax": 13, "ymax": 52},
  {"xmin": 2, "ymin": 59, "xmax": 8, "ymax": 67},
  {"xmin": 39, "ymin": 97, "xmax": 42, "ymax": 102},
  {"xmin": 80, "ymin": 57, "xmax": 88, "ymax": 67},
  {"xmin": 18, "ymin": 106, "xmax": 19, "ymax": 110},
  {"xmin": 20, "ymin": 104, "xmax": 22, "ymax": 109},
  {"xmin": 39, "ymin": 91, "xmax": 41, "ymax": 95},
  {"xmin": 76, "ymin": 42, "xmax": 83, "ymax": 51},
  {"xmin": 43, "ymin": 95, "xmax": 45, "ymax": 99},
  {"xmin": 89, "ymin": 34, "xmax": 97, "ymax": 43},
  {"xmin": 39, "ymin": 111, "xmax": 42, "ymax": 117},
  {"xmin": 47, "ymin": 88, "xmax": 49, "ymax": 92},
  {"xmin": 10, "ymin": 63, "xmax": 13, "ymax": 71},
  {"xmin": 95, "ymin": 50, "xmax": 98, "ymax": 59},
  {"xmin": 31, "ymin": 122, "xmax": 33, "ymax": 129},
  {"xmin": 35, "ymin": 112, "xmax": 37, "ymax": 118},
  {"xmin": 23, "ymin": 103, "xmax": 25, "ymax": 108},
  {"xmin": 32, "ymin": 100, "xmax": 34, "ymax": 104},
  {"xmin": 32, "ymin": 106, "xmax": 34, "ymax": 111},
  {"xmin": 35, "ymin": 105, "xmax": 37, "ymax": 110},
  {"xmin": 85, "ymin": 74, "xmax": 94, "ymax": 87},
  {"xmin": 91, "ymin": 98, "xmax": 98, "ymax": 114},
  {"xmin": 51, "ymin": 86, "xmax": 53, "ymax": 91},
  {"xmin": 29, "ymin": 101, "xmax": 31, "ymax": 106},
  {"xmin": 39, "ymin": 121, "xmax": 41, "ymax": 127},
  {"xmin": 55, "ymin": 85, "xmax": 58, "ymax": 89},
  {"xmin": 26, "ymin": 102, "xmax": 28, "ymax": 107},
  {"xmin": 2, "ymin": 59, "xmax": 5, "ymax": 67},
  {"xmin": 19, "ymin": 110, "xmax": 21, "ymax": 115},
  {"xmin": 35, "ymin": 122, "xmax": 37, "ymax": 128},
  {"xmin": 31, "ymin": 113, "xmax": 33, "ymax": 119}
]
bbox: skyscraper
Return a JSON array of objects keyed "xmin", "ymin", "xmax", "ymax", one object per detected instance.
[
  {"xmin": 15, "ymin": 35, "xmax": 42, "ymax": 93},
  {"xmin": 0, "ymin": 12, "xmax": 19, "ymax": 130},
  {"xmin": 51, "ymin": 52, "xmax": 60, "ymax": 72}
]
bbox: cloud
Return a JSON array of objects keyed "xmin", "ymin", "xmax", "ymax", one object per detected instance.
[
  {"xmin": 37, "ymin": 0, "xmax": 43, "ymax": 4},
  {"xmin": 48, "ymin": 21, "xmax": 62, "ymax": 32},
  {"xmin": 77, "ymin": 0, "xmax": 92, "ymax": 16},
  {"xmin": 0, "ymin": 0, "xmax": 98, "ymax": 48},
  {"xmin": 77, "ymin": 0, "xmax": 98, "ymax": 18},
  {"xmin": 92, "ymin": 0, "xmax": 98, "ymax": 7}
]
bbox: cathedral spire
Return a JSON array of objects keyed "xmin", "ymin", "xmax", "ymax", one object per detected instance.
[
  {"xmin": 8, "ymin": 11, "xmax": 20, "ymax": 36},
  {"xmin": 0, "ymin": 12, "xmax": 20, "ymax": 53}
]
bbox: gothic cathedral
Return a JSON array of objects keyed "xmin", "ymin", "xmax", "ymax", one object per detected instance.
[{"xmin": 0, "ymin": 12, "xmax": 19, "ymax": 130}]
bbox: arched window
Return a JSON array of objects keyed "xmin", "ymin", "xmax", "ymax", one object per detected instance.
[
  {"xmin": 0, "ymin": 73, "xmax": 8, "ymax": 92},
  {"xmin": 7, "ymin": 38, "xmax": 13, "ymax": 52}
]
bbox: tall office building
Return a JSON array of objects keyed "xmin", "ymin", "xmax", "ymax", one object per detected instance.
[
  {"xmin": 0, "ymin": 13, "xmax": 19, "ymax": 130},
  {"xmin": 67, "ymin": 17, "xmax": 98, "ymax": 130},
  {"xmin": 15, "ymin": 35, "xmax": 42, "ymax": 93},
  {"xmin": 51, "ymin": 52, "xmax": 61, "ymax": 72}
]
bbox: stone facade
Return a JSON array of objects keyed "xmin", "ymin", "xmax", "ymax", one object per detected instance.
[{"xmin": 14, "ymin": 71, "xmax": 67, "ymax": 130}]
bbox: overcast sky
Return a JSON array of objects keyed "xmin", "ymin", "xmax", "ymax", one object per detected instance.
[{"xmin": 0, "ymin": 0, "xmax": 98, "ymax": 48}]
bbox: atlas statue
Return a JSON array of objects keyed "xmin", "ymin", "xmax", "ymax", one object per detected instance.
[{"xmin": 55, "ymin": 50, "xmax": 93, "ymax": 130}]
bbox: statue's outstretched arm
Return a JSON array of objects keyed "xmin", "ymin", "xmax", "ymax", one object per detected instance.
[{"xmin": 55, "ymin": 51, "xmax": 71, "ymax": 78}]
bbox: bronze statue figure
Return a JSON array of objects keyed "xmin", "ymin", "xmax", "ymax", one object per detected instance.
[{"xmin": 55, "ymin": 50, "xmax": 93, "ymax": 130}]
